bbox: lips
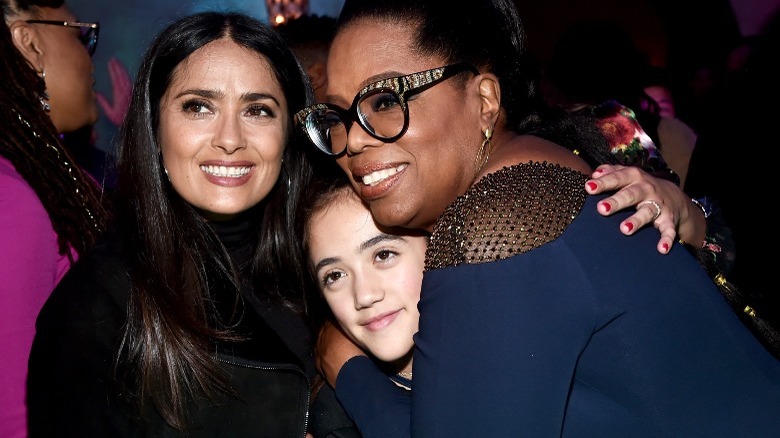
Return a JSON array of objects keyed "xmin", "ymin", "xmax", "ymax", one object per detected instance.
[
  {"xmin": 200, "ymin": 164, "xmax": 252, "ymax": 178},
  {"xmin": 199, "ymin": 161, "xmax": 255, "ymax": 187},
  {"xmin": 361, "ymin": 309, "xmax": 401, "ymax": 331},
  {"xmin": 361, "ymin": 164, "xmax": 407, "ymax": 186},
  {"xmin": 352, "ymin": 163, "xmax": 407, "ymax": 200}
]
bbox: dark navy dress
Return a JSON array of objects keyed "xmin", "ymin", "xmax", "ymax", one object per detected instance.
[{"xmin": 336, "ymin": 163, "xmax": 780, "ymax": 437}]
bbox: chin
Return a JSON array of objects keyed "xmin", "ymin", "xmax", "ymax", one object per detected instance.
[
  {"xmin": 372, "ymin": 344, "xmax": 414, "ymax": 363},
  {"xmin": 371, "ymin": 203, "xmax": 416, "ymax": 229}
]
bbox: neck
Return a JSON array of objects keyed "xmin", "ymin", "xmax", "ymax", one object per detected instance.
[{"xmin": 389, "ymin": 348, "xmax": 414, "ymax": 377}]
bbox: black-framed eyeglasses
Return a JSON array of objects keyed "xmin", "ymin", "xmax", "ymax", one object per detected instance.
[
  {"xmin": 26, "ymin": 20, "xmax": 100, "ymax": 56},
  {"xmin": 295, "ymin": 62, "xmax": 479, "ymax": 157}
]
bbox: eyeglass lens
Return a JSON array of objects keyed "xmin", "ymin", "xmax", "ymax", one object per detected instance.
[
  {"xmin": 78, "ymin": 26, "xmax": 98, "ymax": 56},
  {"xmin": 305, "ymin": 89, "xmax": 407, "ymax": 155}
]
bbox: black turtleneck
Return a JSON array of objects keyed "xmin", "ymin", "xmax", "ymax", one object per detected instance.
[{"xmin": 208, "ymin": 213, "xmax": 316, "ymax": 379}]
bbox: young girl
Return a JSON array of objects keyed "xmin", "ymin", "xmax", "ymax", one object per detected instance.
[{"xmin": 303, "ymin": 174, "xmax": 425, "ymax": 393}]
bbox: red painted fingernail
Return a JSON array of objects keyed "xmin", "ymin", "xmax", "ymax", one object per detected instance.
[
  {"xmin": 662, "ymin": 243, "xmax": 669, "ymax": 252},
  {"xmin": 601, "ymin": 202, "xmax": 611, "ymax": 212},
  {"xmin": 625, "ymin": 222, "xmax": 634, "ymax": 232},
  {"xmin": 594, "ymin": 168, "xmax": 604, "ymax": 174},
  {"xmin": 587, "ymin": 181, "xmax": 597, "ymax": 191}
]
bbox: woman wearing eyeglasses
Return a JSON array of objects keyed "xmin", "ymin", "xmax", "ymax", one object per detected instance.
[
  {"xmin": 305, "ymin": 0, "xmax": 780, "ymax": 436},
  {"xmin": 3, "ymin": 0, "xmax": 99, "ymax": 134},
  {"xmin": 0, "ymin": 2, "xmax": 107, "ymax": 437}
]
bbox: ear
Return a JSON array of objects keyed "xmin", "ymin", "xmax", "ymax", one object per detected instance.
[
  {"xmin": 8, "ymin": 20, "xmax": 45, "ymax": 72},
  {"xmin": 477, "ymin": 74, "xmax": 501, "ymax": 129},
  {"xmin": 307, "ymin": 62, "xmax": 328, "ymax": 93}
]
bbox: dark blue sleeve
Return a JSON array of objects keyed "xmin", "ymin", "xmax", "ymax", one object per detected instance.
[{"xmin": 335, "ymin": 356, "xmax": 411, "ymax": 438}]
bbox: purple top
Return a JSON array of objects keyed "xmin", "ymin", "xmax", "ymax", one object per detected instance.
[{"xmin": 0, "ymin": 156, "xmax": 76, "ymax": 438}]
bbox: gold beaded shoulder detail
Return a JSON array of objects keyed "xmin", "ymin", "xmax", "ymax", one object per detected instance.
[{"xmin": 424, "ymin": 162, "xmax": 587, "ymax": 271}]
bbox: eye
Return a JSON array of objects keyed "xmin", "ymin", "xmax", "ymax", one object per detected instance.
[
  {"xmin": 321, "ymin": 269, "xmax": 347, "ymax": 287},
  {"xmin": 246, "ymin": 104, "xmax": 273, "ymax": 118},
  {"xmin": 182, "ymin": 99, "xmax": 212, "ymax": 115},
  {"xmin": 363, "ymin": 91, "xmax": 402, "ymax": 113},
  {"xmin": 374, "ymin": 249, "xmax": 398, "ymax": 264}
]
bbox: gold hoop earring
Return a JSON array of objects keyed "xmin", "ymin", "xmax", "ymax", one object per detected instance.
[{"xmin": 473, "ymin": 127, "xmax": 493, "ymax": 181}]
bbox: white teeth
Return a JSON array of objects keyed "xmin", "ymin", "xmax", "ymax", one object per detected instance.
[
  {"xmin": 199, "ymin": 165, "xmax": 252, "ymax": 178},
  {"xmin": 362, "ymin": 164, "xmax": 407, "ymax": 186}
]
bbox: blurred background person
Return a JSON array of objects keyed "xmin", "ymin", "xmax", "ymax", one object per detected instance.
[
  {"xmin": 641, "ymin": 65, "xmax": 679, "ymax": 120},
  {"xmin": 0, "ymin": 0, "xmax": 109, "ymax": 436},
  {"xmin": 544, "ymin": 19, "xmax": 697, "ymax": 189},
  {"xmin": 276, "ymin": 13, "xmax": 336, "ymax": 103}
]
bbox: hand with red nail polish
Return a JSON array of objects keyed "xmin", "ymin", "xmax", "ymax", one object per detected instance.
[{"xmin": 585, "ymin": 164, "xmax": 707, "ymax": 254}]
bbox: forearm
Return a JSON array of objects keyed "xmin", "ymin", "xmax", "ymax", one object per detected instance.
[{"xmin": 335, "ymin": 356, "xmax": 411, "ymax": 438}]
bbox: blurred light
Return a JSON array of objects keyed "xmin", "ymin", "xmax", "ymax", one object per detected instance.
[{"xmin": 266, "ymin": 0, "xmax": 308, "ymax": 26}]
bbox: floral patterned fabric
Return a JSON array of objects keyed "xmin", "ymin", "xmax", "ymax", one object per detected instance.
[{"xmin": 590, "ymin": 100, "xmax": 680, "ymax": 186}]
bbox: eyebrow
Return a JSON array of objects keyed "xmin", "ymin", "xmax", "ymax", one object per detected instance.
[
  {"xmin": 360, "ymin": 71, "xmax": 405, "ymax": 89},
  {"xmin": 174, "ymin": 89, "xmax": 281, "ymax": 105},
  {"xmin": 313, "ymin": 232, "xmax": 407, "ymax": 273},
  {"xmin": 358, "ymin": 233, "xmax": 405, "ymax": 253},
  {"xmin": 324, "ymin": 70, "xmax": 406, "ymax": 106}
]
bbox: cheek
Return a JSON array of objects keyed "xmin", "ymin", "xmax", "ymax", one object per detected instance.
[
  {"xmin": 324, "ymin": 292, "xmax": 355, "ymax": 323},
  {"xmin": 399, "ymin": 272, "xmax": 423, "ymax": 303},
  {"xmin": 335, "ymin": 157, "xmax": 350, "ymax": 177},
  {"xmin": 52, "ymin": 56, "xmax": 92, "ymax": 104},
  {"xmin": 158, "ymin": 120, "xmax": 192, "ymax": 169},
  {"xmin": 263, "ymin": 134, "xmax": 286, "ymax": 163}
]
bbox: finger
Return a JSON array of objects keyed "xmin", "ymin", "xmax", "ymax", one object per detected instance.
[
  {"xmin": 594, "ymin": 183, "xmax": 644, "ymax": 217},
  {"xmin": 590, "ymin": 163, "xmax": 625, "ymax": 179},
  {"xmin": 586, "ymin": 165, "xmax": 640, "ymax": 195},
  {"xmin": 655, "ymin": 223, "xmax": 677, "ymax": 254},
  {"xmin": 617, "ymin": 199, "xmax": 663, "ymax": 234}
]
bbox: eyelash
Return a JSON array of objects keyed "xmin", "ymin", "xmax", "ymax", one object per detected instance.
[
  {"xmin": 182, "ymin": 99, "xmax": 211, "ymax": 115},
  {"xmin": 320, "ymin": 270, "xmax": 345, "ymax": 287},
  {"xmin": 318, "ymin": 249, "xmax": 400, "ymax": 288},
  {"xmin": 375, "ymin": 249, "xmax": 397, "ymax": 263},
  {"xmin": 246, "ymin": 104, "xmax": 274, "ymax": 118},
  {"xmin": 180, "ymin": 100, "xmax": 274, "ymax": 118}
]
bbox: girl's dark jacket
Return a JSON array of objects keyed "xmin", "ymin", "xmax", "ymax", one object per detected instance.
[{"xmin": 26, "ymin": 223, "xmax": 358, "ymax": 437}]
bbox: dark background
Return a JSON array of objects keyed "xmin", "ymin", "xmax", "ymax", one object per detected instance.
[{"xmin": 65, "ymin": 0, "xmax": 779, "ymax": 156}]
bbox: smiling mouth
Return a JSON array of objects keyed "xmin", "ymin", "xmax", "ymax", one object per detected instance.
[
  {"xmin": 362, "ymin": 310, "xmax": 401, "ymax": 331},
  {"xmin": 200, "ymin": 165, "xmax": 252, "ymax": 178},
  {"xmin": 360, "ymin": 164, "xmax": 407, "ymax": 186}
]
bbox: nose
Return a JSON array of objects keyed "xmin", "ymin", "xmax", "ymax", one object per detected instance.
[
  {"xmin": 345, "ymin": 119, "xmax": 383, "ymax": 156},
  {"xmin": 212, "ymin": 114, "xmax": 247, "ymax": 154},
  {"xmin": 353, "ymin": 271, "xmax": 385, "ymax": 310}
]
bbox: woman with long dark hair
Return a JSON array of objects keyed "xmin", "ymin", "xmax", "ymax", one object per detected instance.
[{"xmin": 27, "ymin": 11, "xmax": 355, "ymax": 436}]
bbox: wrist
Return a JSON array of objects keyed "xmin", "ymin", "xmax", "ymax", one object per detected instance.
[
  {"xmin": 678, "ymin": 198, "xmax": 707, "ymax": 247},
  {"xmin": 691, "ymin": 196, "xmax": 712, "ymax": 219}
]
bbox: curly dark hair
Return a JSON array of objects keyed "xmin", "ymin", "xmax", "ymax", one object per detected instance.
[{"xmin": 1, "ymin": 2, "xmax": 108, "ymax": 258}]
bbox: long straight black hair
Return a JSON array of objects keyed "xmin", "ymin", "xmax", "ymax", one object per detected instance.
[{"xmin": 114, "ymin": 11, "xmax": 314, "ymax": 428}]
